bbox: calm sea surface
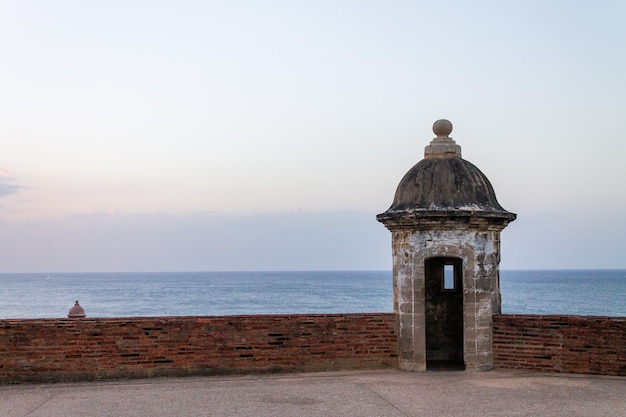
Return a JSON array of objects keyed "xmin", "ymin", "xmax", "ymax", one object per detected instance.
[{"xmin": 0, "ymin": 270, "xmax": 624, "ymax": 319}]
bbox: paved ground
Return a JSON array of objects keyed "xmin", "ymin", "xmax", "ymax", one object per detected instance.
[{"xmin": 1, "ymin": 370, "xmax": 624, "ymax": 417}]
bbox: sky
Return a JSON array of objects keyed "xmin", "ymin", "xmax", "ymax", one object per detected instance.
[{"xmin": 1, "ymin": 1, "xmax": 625, "ymax": 272}]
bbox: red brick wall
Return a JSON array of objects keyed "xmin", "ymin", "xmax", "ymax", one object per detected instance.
[
  {"xmin": 0, "ymin": 314, "xmax": 397, "ymax": 383},
  {"xmin": 493, "ymin": 314, "xmax": 626, "ymax": 376},
  {"xmin": 4, "ymin": 313, "xmax": 625, "ymax": 383}
]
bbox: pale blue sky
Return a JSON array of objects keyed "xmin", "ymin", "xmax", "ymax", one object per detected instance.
[{"xmin": 1, "ymin": 1, "xmax": 625, "ymax": 272}]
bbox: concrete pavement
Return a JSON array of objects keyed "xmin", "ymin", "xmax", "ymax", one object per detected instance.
[{"xmin": 1, "ymin": 370, "xmax": 624, "ymax": 417}]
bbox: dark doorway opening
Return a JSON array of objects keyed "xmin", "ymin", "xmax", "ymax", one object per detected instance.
[{"xmin": 425, "ymin": 257, "xmax": 465, "ymax": 370}]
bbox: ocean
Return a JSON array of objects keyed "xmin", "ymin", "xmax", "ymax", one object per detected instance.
[{"xmin": 0, "ymin": 270, "xmax": 624, "ymax": 319}]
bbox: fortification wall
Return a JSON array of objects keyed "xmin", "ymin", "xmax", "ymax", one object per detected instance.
[
  {"xmin": 493, "ymin": 314, "xmax": 626, "ymax": 376},
  {"xmin": 2, "ymin": 313, "xmax": 625, "ymax": 383},
  {"xmin": 0, "ymin": 314, "xmax": 397, "ymax": 384}
]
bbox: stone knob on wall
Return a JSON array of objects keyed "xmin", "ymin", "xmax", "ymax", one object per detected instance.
[{"xmin": 68, "ymin": 300, "xmax": 86, "ymax": 318}]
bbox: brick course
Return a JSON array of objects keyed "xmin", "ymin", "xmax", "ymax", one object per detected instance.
[
  {"xmin": 493, "ymin": 314, "xmax": 626, "ymax": 376},
  {"xmin": 0, "ymin": 314, "xmax": 397, "ymax": 383}
]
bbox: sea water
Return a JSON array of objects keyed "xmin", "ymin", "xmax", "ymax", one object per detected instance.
[
  {"xmin": 0, "ymin": 270, "xmax": 624, "ymax": 319},
  {"xmin": 501, "ymin": 269, "xmax": 626, "ymax": 316}
]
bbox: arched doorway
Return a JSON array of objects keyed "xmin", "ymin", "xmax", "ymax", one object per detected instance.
[{"xmin": 425, "ymin": 257, "xmax": 464, "ymax": 369}]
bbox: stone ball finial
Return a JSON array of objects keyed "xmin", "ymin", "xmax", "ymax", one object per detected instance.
[
  {"xmin": 425, "ymin": 119, "xmax": 460, "ymax": 158},
  {"xmin": 433, "ymin": 119, "xmax": 453, "ymax": 137},
  {"xmin": 68, "ymin": 300, "xmax": 86, "ymax": 318}
]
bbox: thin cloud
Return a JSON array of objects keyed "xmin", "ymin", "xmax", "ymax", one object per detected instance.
[
  {"xmin": 0, "ymin": 210, "xmax": 391, "ymax": 272},
  {"xmin": 0, "ymin": 183, "xmax": 21, "ymax": 197},
  {"xmin": 0, "ymin": 170, "xmax": 21, "ymax": 197}
]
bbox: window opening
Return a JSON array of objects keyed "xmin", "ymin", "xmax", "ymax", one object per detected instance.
[{"xmin": 443, "ymin": 264, "xmax": 455, "ymax": 290}]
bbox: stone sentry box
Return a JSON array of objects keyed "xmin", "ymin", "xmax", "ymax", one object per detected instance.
[{"xmin": 377, "ymin": 119, "xmax": 516, "ymax": 371}]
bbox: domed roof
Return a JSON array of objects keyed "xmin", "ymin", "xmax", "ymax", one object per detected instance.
[
  {"xmin": 68, "ymin": 300, "xmax": 86, "ymax": 318},
  {"xmin": 387, "ymin": 157, "xmax": 508, "ymax": 212},
  {"xmin": 377, "ymin": 119, "xmax": 515, "ymax": 227}
]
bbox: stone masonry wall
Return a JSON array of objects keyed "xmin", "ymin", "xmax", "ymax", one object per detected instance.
[
  {"xmin": 0, "ymin": 314, "xmax": 397, "ymax": 384},
  {"xmin": 493, "ymin": 314, "xmax": 626, "ymax": 376},
  {"xmin": 390, "ymin": 228, "xmax": 502, "ymax": 371}
]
